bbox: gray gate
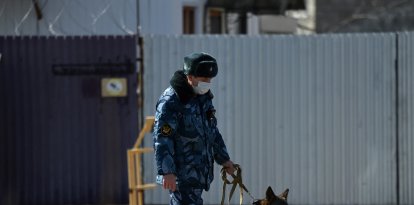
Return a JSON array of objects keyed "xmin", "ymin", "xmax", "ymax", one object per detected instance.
[{"xmin": 0, "ymin": 35, "xmax": 139, "ymax": 205}]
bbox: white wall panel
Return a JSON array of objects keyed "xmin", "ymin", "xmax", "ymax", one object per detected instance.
[{"xmin": 142, "ymin": 34, "xmax": 397, "ymax": 205}]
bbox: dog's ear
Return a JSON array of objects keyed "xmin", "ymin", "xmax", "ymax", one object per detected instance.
[
  {"xmin": 265, "ymin": 186, "xmax": 276, "ymax": 200},
  {"xmin": 278, "ymin": 189, "xmax": 289, "ymax": 200},
  {"xmin": 252, "ymin": 200, "xmax": 262, "ymax": 205}
]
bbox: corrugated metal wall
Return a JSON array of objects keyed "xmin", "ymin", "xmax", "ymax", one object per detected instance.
[
  {"xmin": 142, "ymin": 33, "xmax": 399, "ymax": 205},
  {"xmin": 0, "ymin": 35, "xmax": 138, "ymax": 205},
  {"xmin": 398, "ymin": 32, "xmax": 414, "ymax": 205}
]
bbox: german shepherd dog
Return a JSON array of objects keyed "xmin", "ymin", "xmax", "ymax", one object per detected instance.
[{"xmin": 253, "ymin": 187, "xmax": 289, "ymax": 205}]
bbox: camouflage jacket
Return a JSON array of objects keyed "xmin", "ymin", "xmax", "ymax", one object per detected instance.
[{"xmin": 153, "ymin": 70, "xmax": 230, "ymax": 191}]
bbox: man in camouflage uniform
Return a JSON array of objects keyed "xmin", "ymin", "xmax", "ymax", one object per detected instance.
[{"xmin": 153, "ymin": 52, "xmax": 235, "ymax": 205}]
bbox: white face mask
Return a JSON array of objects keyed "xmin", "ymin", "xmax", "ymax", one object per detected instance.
[{"xmin": 193, "ymin": 81, "xmax": 211, "ymax": 95}]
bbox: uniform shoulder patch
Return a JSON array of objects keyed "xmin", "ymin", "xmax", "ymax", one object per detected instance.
[{"xmin": 161, "ymin": 123, "xmax": 173, "ymax": 136}]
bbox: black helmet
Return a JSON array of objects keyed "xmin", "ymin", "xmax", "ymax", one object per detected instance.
[{"xmin": 183, "ymin": 52, "xmax": 218, "ymax": 78}]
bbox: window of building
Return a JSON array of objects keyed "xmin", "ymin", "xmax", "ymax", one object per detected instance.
[
  {"xmin": 183, "ymin": 6, "xmax": 195, "ymax": 34},
  {"xmin": 207, "ymin": 8, "xmax": 225, "ymax": 34}
]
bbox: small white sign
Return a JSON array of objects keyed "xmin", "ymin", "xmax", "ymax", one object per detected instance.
[{"xmin": 101, "ymin": 78, "xmax": 127, "ymax": 97}]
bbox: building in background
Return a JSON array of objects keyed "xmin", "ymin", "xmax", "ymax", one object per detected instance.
[
  {"xmin": 205, "ymin": 0, "xmax": 308, "ymax": 34},
  {"xmin": 110, "ymin": 0, "xmax": 309, "ymax": 35}
]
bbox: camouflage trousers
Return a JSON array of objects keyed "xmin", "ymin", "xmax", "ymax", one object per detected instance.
[{"xmin": 169, "ymin": 187, "xmax": 203, "ymax": 205}]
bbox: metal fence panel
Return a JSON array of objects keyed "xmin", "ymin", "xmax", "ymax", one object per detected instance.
[
  {"xmin": 142, "ymin": 34, "xmax": 397, "ymax": 205},
  {"xmin": 398, "ymin": 32, "xmax": 414, "ymax": 205},
  {"xmin": 0, "ymin": 35, "xmax": 138, "ymax": 205}
]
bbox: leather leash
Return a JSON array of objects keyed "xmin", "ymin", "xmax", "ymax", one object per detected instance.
[{"xmin": 220, "ymin": 164, "xmax": 255, "ymax": 205}]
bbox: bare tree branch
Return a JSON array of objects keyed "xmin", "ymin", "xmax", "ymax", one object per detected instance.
[{"xmin": 327, "ymin": 0, "xmax": 410, "ymax": 32}]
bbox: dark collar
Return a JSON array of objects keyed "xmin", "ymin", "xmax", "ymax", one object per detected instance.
[{"xmin": 170, "ymin": 70, "xmax": 196, "ymax": 103}]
